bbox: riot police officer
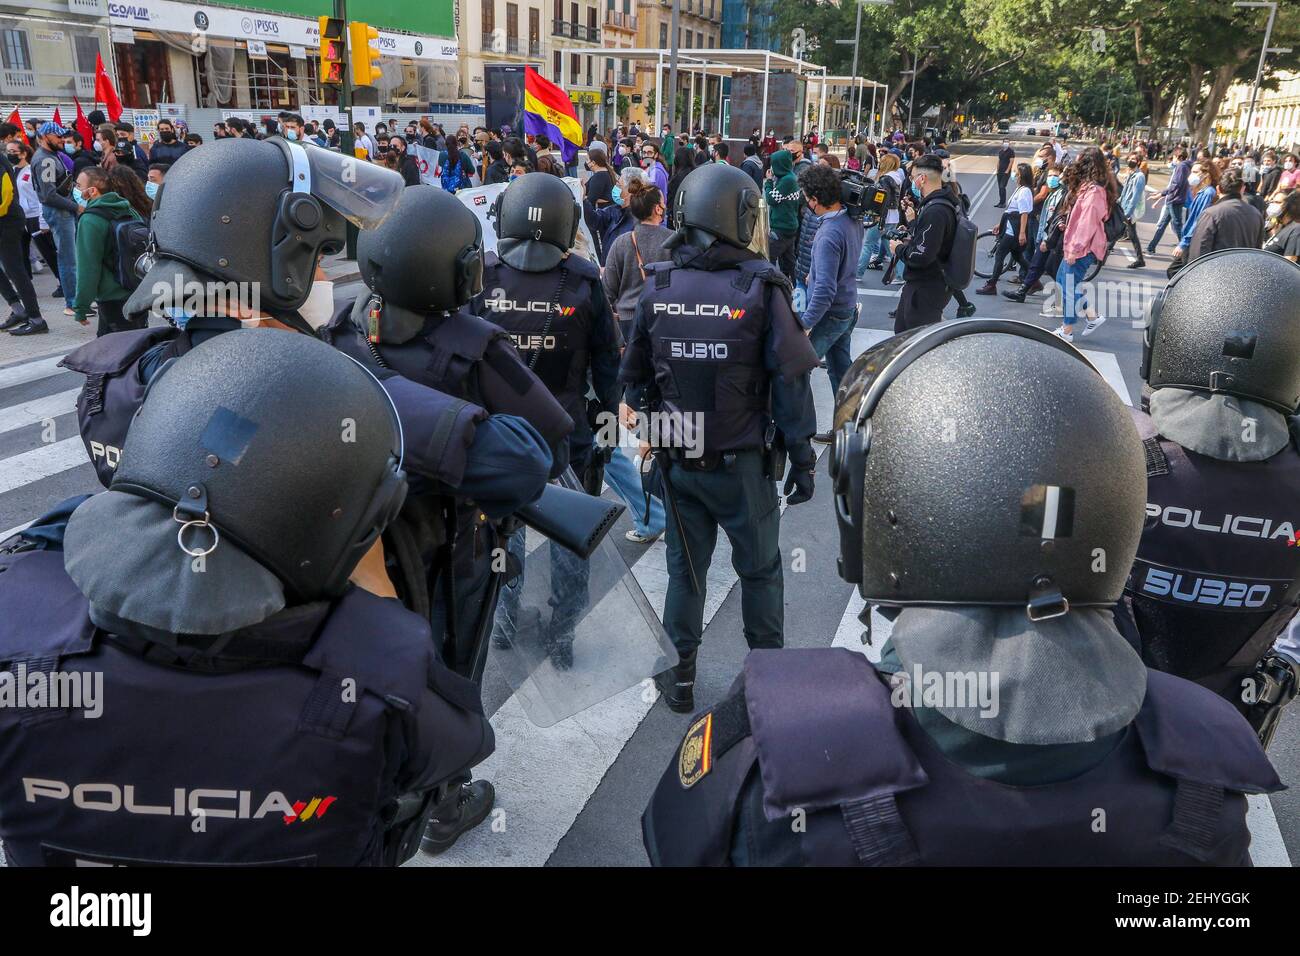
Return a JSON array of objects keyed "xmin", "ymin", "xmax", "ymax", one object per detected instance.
[
  {"xmin": 620, "ymin": 162, "xmax": 819, "ymax": 714},
  {"xmin": 0, "ymin": 332, "xmax": 494, "ymax": 866},
  {"xmin": 642, "ymin": 320, "xmax": 1281, "ymax": 865},
  {"xmin": 58, "ymin": 138, "xmax": 555, "ymax": 852},
  {"xmin": 322, "ymin": 185, "xmax": 574, "ymax": 850},
  {"xmin": 60, "ymin": 137, "xmax": 548, "ymax": 521},
  {"xmin": 475, "ymin": 172, "xmax": 622, "ymax": 666},
  {"xmin": 1120, "ymin": 249, "xmax": 1300, "ymax": 745}
]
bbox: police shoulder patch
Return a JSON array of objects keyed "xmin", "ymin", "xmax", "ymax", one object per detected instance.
[
  {"xmin": 676, "ymin": 689, "xmax": 751, "ymax": 789},
  {"xmin": 678, "ymin": 713, "xmax": 714, "ymax": 788}
]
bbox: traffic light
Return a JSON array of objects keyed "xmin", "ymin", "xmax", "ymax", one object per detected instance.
[
  {"xmin": 349, "ymin": 21, "xmax": 382, "ymax": 87},
  {"xmin": 318, "ymin": 16, "xmax": 346, "ymax": 86}
]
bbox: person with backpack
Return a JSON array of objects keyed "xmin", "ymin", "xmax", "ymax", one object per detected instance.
[
  {"xmin": 887, "ymin": 154, "xmax": 961, "ymax": 333},
  {"xmin": 796, "ymin": 164, "xmax": 862, "ymax": 440},
  {"xmin": 72, "ymin": 166, "xmax": 144, "ymax": 336},
  {"xmin": 1052, "ymin": 146, "xmax": 1117, "ymax": 343}
]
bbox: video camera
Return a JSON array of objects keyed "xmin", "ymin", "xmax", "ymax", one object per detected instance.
[{"xmin": 841, "ymin": 170, "xmax": 898, "ymax": 226}]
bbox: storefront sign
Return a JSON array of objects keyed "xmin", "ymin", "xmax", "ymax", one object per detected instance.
[{"xmin": 107, "ymin": 0, "xmax": 458, "ymax": 61}]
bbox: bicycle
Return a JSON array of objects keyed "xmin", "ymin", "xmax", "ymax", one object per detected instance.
[{"xmin": 973, "ymin": 229, "xmax": 1030, "ymax": 281}]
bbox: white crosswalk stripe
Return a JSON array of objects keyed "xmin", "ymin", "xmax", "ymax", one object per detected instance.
[
  {"xmin": 0, "ymin": 439, "xmax": 91, "ymax": 498},
  {"xmin": 0, "ymin": 389, "xmax": 79, "ymax": 436}
]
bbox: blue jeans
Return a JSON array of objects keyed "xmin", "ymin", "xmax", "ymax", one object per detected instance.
[
  {"xmin": 1147, "ymin": 201, "xmax": 1185, "ymax": 252},
  {"xmin": 43, "ymin": 206, "xmax": 76, "ymax": 310},
  {"xmin": 605, "ymin": 444, "xmax": 665, "ymax": 537},
  {"xmin": 1056, "ymin": 253, "xmax": 1095, "ymax": 328},
  {"xmin": 808, "ymin": 309, "xmax": 856, "ymax": 399},
  {"xmin": 857, "ymin": 224, "xmax": 880, "ymax": 276}
]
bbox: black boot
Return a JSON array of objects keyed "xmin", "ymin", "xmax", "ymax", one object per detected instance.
[
  {"xmin": 656, "ymin": 651, "xmax": 697, "ymax": 713},
  {"xmin": 1001, "ymin": 288, "xmax": 1028, "ymax": 304},
  {"xmin": 9, "ymin": 318, "xmax": 48, "ymax": 335},
  {"xmin": 421, "ymin": 780, "xmax": 495, "ymax": 856},
  {"xmin": 1, "ymin": 310, "xmax": 26, "ymax": 331}
]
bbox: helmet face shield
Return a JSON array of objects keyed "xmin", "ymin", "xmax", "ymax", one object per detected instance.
[{"xmin": 293, "ymin": 140, "xmax": 404, "ymax": 229}]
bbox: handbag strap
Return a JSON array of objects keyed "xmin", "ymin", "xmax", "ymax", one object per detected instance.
[{"xmin": 630, "ymin": 230, "xmax": 646, "ymax": 280}]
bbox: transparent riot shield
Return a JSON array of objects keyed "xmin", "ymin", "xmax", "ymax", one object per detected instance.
[{"xmin": 488, "ymin": 470, "xmax": 678, "ymax": 727}]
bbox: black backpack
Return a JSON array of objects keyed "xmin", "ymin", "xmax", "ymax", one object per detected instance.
[
  {"xmin": 1103, "ymin": 197, "xmax": 1128, "ymax": 244},
  {"xmin": 83, "ymin": 206, "xmax": 150, "ymax": 291},
  {"xmin": 930, "ymin": 194, "xmax": 978, "ymax": 291}
]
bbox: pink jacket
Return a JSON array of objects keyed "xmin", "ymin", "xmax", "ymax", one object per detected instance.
[{"xmin": 1062, "ymin": 182, "xmax": 1110, "ymax": 262}]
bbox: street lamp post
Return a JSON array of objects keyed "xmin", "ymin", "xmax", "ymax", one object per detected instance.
[
  {"xmin": 835, "ymin": 0, "xmax": 892, "ymax": 135},
  {"xmin": 666, "ymin": 0, "xmax": 681, "ymax": 134},
  {"xmin": 1234, "ymin": 0, "xmax": 1278, "ymax": 148},
  {"xmin": 905, "ymin": 43, "xmax": 938, "ymax": 134}
]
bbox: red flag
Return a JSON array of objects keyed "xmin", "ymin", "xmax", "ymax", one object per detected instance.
[
  {"xmin": 52, "ymin": 107, "xmax": 63, "ymax": 128},
  {"xmin": 72, "ymin": 97, "xmax": 94, "ymax": 149},
  {"xmin": 93, "ymin": 53, "xmax": 123, "ymax": 122},
  {"xmin": 5, "ymin": 109, "xmax": 27, "ymax": 145}
]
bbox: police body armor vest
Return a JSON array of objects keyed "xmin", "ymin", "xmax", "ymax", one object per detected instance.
[
  {"xmin": 739, "ymin": 648, "xmax": 1278, "ymax": 866},
  {"xmin": 0, "ymin": 550, "xmax": 483, "ymax": 867},
  {"xmin": 59, "ymin": 327, "xmax": 190, "ymax": 488},
  {"xmin": 480, "ymin": 253, "xmax": 598, "ymax": 421},
  {"xmin": 1124, "ymin": 408, "xmax": 1300, "ymax": 699},
  {"xmin": 323, "ymin": 300, "xmax": 508, "ymax": 667},
  {"xmin": 637, "ymin": 260, "xmax": 773, "ymax": 454}
]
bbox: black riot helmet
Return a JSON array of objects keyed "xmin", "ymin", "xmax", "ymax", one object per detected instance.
[
  {"xmin": 357, "ymin": 184, "xmax": 485, "ymax": 315},
  {"xmin": 491, "ymin": 172, "xmax": 580, "ymax": 272},
  {"xmin": 671, "ymin": 161, "xmax": 760, "ymax": 248},
  {"xmin": 104, "ymin": 330, "xmax": 407, "ymax": 607},
  {"xmin": 143, "ymin": 137, "xmax": 403, "ymax": 312},
  {"xmin": 1141, "ymin": 248, "xmax": 1300, "ymax": 414},
  {"xmin": 828, "ymin": 320, "xmax": 1146, "ymax": 620}
]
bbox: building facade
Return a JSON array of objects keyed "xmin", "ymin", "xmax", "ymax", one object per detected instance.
[
  {"xmin": 0, "ymin": 0, "xmax": 114, "ymax": 107},
  {"xmin": 459, "ymin": 0, "xmax": 546, "ymax": 107},
  {"xmin": 720, "ymin": 0, "xmax": 776, "ymax": 53},
  {"xmin": 1214, "ymin": 70, "xmax": 1300, "ymax": 153},
  {"xmin": 101, "ymin": 0, "xmax": 458, "ymax": 115}
]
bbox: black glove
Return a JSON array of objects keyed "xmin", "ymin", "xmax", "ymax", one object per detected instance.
[{"xmin": 783, "ymin": 465, "xmax": 815, "ymax": 506}]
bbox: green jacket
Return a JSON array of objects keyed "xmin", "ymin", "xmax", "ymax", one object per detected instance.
[
  {"xmin": 763, "ymin": 149, "xmax": 802, "ymax": 237},
  {"xmin": 74, "ymin": 191, "xmax": 140, "ymax": 322},
  {"xmin": 660, "ymin": 133, "xmax": 675, "ymax": 171}
]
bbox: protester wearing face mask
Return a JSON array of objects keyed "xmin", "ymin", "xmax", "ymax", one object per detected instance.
[
  {"xmin": 1171, "ymin": 159, "xmax": 1220, "ymax": 266},
  {"xmin": 72, "ymin": 166, "xmax": 143, "ymax": 335},
  {"xmin": 659, "ymin": 125, "xmax": 675, "ymax": 172},
  {"xmin": 0, "ymin": 126, "xmax": 48, "ymax": 335},
  {"xmin": 1118, "ymin": 152, "xmax": 1148, "ymax": 268},
  {"xmin": 584, "ymin": 166, "xmax": 644, "ymax": 265},
  {"xmin": 148, "ymin": 119, "xmax": 189, "ymax": 167},
  {"xmin": 889, "ymin": 154, "xmax": 957, "ymax": 333},
  {"xmin": 1148, "ymin": 145, "xmax": 1191, "ymax": 254},
  {"xmin": 30, "ymin": 122, "xmax": 80, "ymax": 317},
  {"xmin": 639, "ymin": 142, "xmax": 669, "ymax": 194},
  {"xmin": 145, "ymin": 164, "xmax": 166, "ymax": 205},
  {"xmin": 1263, "ymin": 189, "xmax": 1300, "ymax": 262},
  {"xmin": 1003, "ymin": 163, "xmax": 1066, "ymax": 304},
  {"xmin": 388, "ymin": 136, "xmax": 420, "ymax": 186},
  {"xmin": 67, "ymin": 131, "xmax": 97, "ymax": 176},
  {"xmin": 6, "ymin": 141, "xmax": 60, "ymax": 285},
  {"xmin": 1278, "ymin": 153, "xmax": 1300, "ymax": 191}
]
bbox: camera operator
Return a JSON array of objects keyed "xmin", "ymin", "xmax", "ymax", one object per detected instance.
[
  {"xmin": 889, "ymin": 154, "xmax": 956, "ymax": 333},
  {"xmin": 797, "ymin": 164, "xmax": 862, "ymax": 435}
]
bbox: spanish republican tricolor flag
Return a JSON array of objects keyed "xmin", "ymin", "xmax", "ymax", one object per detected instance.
[{"xmin": 523, "ymin": 66, "xmax": 581, "ymax": 163}]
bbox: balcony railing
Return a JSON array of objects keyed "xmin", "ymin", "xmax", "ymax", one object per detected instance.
[
  {"xmin": 529, "ymin": 39, "xmax": 542, "ymax": 56},
  {"xmin": 605, "ymin": 10, "xmax": 637, "ymax": 31},
  {"xmin": 0, "ymin": 69, "xmax": 37, "ymax": 96},
  {"xmin": 552, "ymin": 20, "xmax": 600, "ymax": 42}
]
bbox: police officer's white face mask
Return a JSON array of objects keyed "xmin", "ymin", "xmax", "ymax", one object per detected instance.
[{"xmin": 299, "ymin": 280, "xmax": 335, "ymax": 330}]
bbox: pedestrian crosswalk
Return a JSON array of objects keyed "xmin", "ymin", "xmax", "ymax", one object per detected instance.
[{"xmin": 0, "ymin": 335, "xmax": 1289, "ymax": 867}]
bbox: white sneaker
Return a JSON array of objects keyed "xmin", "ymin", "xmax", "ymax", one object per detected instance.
[
  {"xmin": 1082, "ymin": 315, "xmax": 1107, "ymax": 337},
  {"xmin": 1052, "ymin": 326, "xmax": 1075, "ymax": 343},
  {"xmin": 625, "ymin": 528, "xmax": 663, "ymax": 544}
]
